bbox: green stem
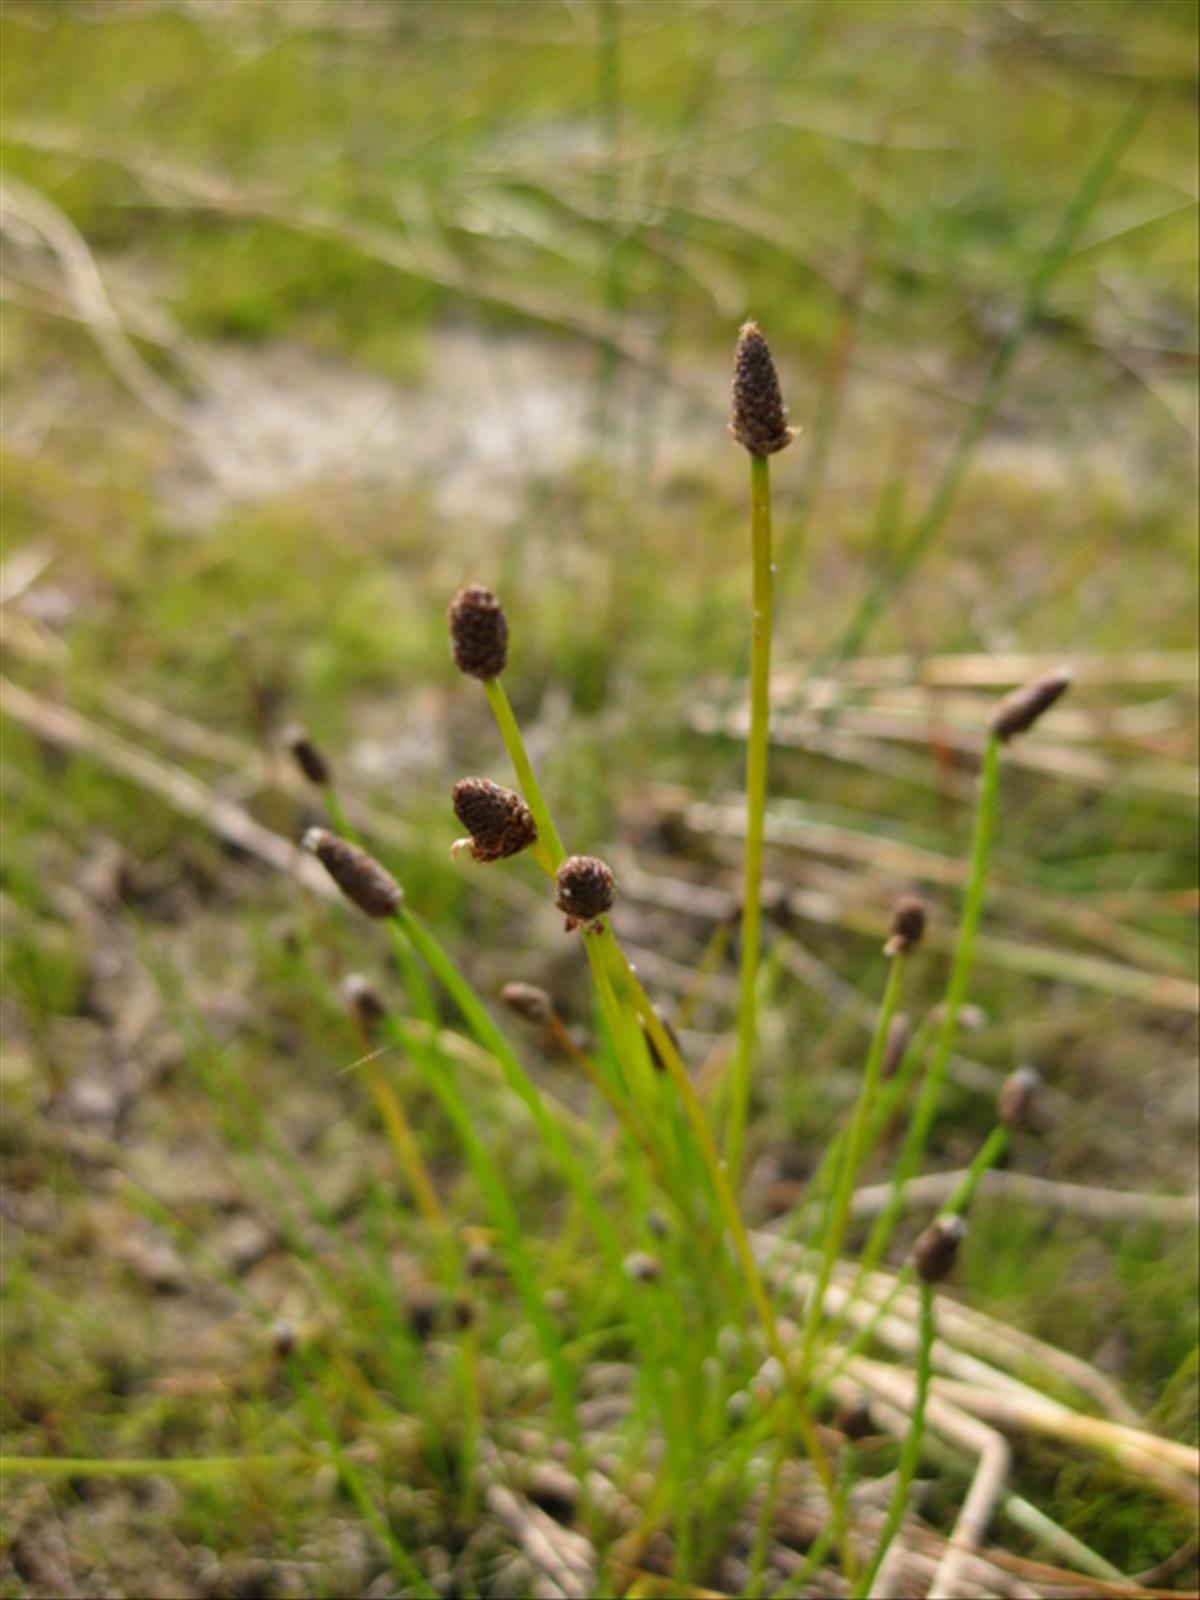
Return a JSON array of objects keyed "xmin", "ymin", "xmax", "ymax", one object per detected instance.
[
  {"xmin": 483, "ymin": 678, "xmax": 566, "ymax": 864},
  {"xmin": 729, "ymin": 451, "xmax": 773, "ymax": 1183},
  {"xmin": 854, "ymin": 1282, "xmax": 935, "ymax": 1597},
  {"xmin": 857, "ymin": 735, "xmax": 1002, "ymax": 1278},
  {"xmin": 796, "ymin": 955, "xmax": 906, "ymax": 1386}
]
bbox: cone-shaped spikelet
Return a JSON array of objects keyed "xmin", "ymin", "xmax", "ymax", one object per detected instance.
[
  {"xmin": 729, "ymin": 321, "xmax": 796, "ymax": 457},
  {"xmin": 555, "ymin": 854, "xmax": 616, "ymax": 931},
  {"xmin": 991, "ymin": 668, "xmax": 1072, "ymax": 743},
  {"xmin": 885, "ymin": 896, "xmax": 927, "ymax": 957},
  {"xmin": 451, "ymin": 778, "xmax": 537, "ymax": 863},
  {"xmin": 303, "ymin": 829, "xmax": 402, "ymax": 918},
  {"xmin": 283, "ymin": 724, "xmax": 330, "ymax": 787},
  {"xmin": 501, "ymin": 982, "xmax": 555, "ymax": 1024},
  {"xmin": 449, "ymin": 586, "xmax": 508, "ymax": 680},
  {"xmin": 913, "ymin": 1215, "xmax": 967, "ymax": 1284}
]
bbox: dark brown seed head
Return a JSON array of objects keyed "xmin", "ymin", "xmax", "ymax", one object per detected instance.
[
  {"xmin": 343, "ymin": 972, "xmax": 388, "ymax": 1030},
  {"xmin": 837, "ymin": 1394, "xmax": 875, "ymax": 1442},
  {"xmin": 282, "ymin": 724, "xmax": 330, "ymax": 787},
  {"xmin": 448, "ymin": 585, "xmax": 508, "ymax": 680},
  {"xmin": 555, "ymin": 854, "xmax": 616, "ymax": 929},
  {"xmin": 303, "ymin": 828, "xmax": 403, "ymax": 918},
  {"xmin": 451, "ymin": 777, "xmax": 537, "ymax": 863},
  {"xmin": 990, "ymin": 667, "xmax": 1072, "ymax": 743},
  {"xmin": 881, "ymin": 1012, "xmax": 913, "ymax": 1080},
  {"xmin": 729, "ymin": 320, "xmax": 796, "ymax": 457},
  {"xmin": 501, "ymin": 981, "xmax": 555, "ymax": 1024},
  {"xmin": 885, "ymin": 896, "xmax": 927, "ymax": 957},
  {"xmin": 270, "ymin": 1319, "xmax": 297, "ymax": 1359},
  {"xmin": 912, "ymin": 1214, "xmax": 967, "ymax": 1284},
  {"xmin": 997, "ymin": 1065, "xmax": 1043, "ymax": 1133}
]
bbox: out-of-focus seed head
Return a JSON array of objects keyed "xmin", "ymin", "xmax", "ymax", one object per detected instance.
[
  {"xmin": 623, "ymin": 1250, "xmax": 661, "ymax": 1284},
  {"xmin": 451, "ymin": 777, "xmax": 537, "ymax": 863},
  {"xmin": 448, "ymin": 585, "xmax": 508, "ymax": 680},
  {"xmin": 343, "ymin": 972, "xmax": 388, "ymax": 1031},
  {"xmin": 997, "ymin": 1065, "xmax": 1044, "ymax": 1133},
  {"xmin": 729, "ymin": 320, "xmax": 796, "ymax": 457},
  {"xmin": 466, "ymin": 1238, "xmax": 494, "ymax": 1278},
  {"xmin": 885, "ymin": 896, "xmax": 927, "ymax": 957},
  {"xmin": 913, "ymin": 1214, "xmax": 967, "ymax": 1284},
  {"xmin": 501, "ymin": 981, "xmax": 555, "ymax": 1024},
  {"xmin": 303, "ymin": 828, "xmax": 403, "ymax": 918},
  {"xmin": 555, "ymin": 854, "xmax": 616, "ymax": 931},
  {"xmin": 282, "ymin": 724, "xmax": 331, "ymax": 787},
  {"xmin": 990, "ymin": 667, "xmax": 1072, "ymax": 743},
  {"xmin": 270, "ymin": 1319, "xmax": 297, "ymax": 1359},
  {"xmin": 882, "ymin": 1012, "xmax": 913, "ymax": 1080},
  {"xmin": 837, "ymin": 1394, "xmax": 875, "ymax": 1442}
]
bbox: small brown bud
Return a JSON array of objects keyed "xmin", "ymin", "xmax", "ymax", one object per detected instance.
[
  {"xmin": 555, "ymin": 854, "xmax": 616, "ymax": 930},
  {"xmin": 303, "ymin": 828, "xmax": 402, "ymax": 918},
  {"xmin": 466, "ymin": 1239, "xmax": 494, "ymax": 1278},
  {"xmin": 885, "ymin": 897, "xmax": 926, "ymax": 957},
  {"xmin": 729, "ymin": 321, "xmax": 796, "ymax": 457},
  {"xmin": 269, "ymin": 1319, "xmax": 297, "ymax": 1359},
  {"xmin": 836, "ymin": 1394, "xmax": 875, "ymax": 1441},
  {"xmin": 282, "ymin": 724, "xmax": 331, "ymax": 787},
  {"xmin": 343, "ymin": 973, "xmax": 388, "ymax": 1030},
  {"xmin": 451, "ymin": 777, "xmax": 537, "ymax": 863},
  {"xmin": 501, "ymin": 982, "xmax": 555, "ymax": 1024},
  {"xmin": 881, "ymin": 1012, "xmax": 912, "ymax": 1080},
  {"xmin": 990, "ymin": 668, "xmax": 1072, "ymax": 743},
  {"xmin": 913, "ymin": 1214, "xmax": 967, "ymax": 1284},
  {"xmin": 448, "ymin": 585, "xmax": 508, "ymax": 680},
  {"xmin": 623, "ymin": 1250, "xmax": 661, "ymax": 1284},
  {"xmin": 997, "ymin": 1065, "xmax": 1043, "ymax": 1133}
]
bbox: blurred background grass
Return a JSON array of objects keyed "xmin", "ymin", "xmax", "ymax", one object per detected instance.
[{"xmin": 1, "ymin": 1, "xmax": 1197, "ymax": 1595}]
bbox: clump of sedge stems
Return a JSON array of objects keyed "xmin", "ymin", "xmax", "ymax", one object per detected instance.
[{"xmin": 294, "ymin": 323, "xmax": 1078, "ymax": 1594}]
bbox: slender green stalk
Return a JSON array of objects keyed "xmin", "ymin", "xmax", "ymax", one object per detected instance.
[
  {"xmin": 729, "ymin": 451, "xmax": 773, "ymax": 1183},
  {"xmin": 811, "ymin": 1123, "xmax": 1012, "ymax": 1411},
  {"xmin": 854, "ymin": 1282, "xmax": 936, "ymax": 1597},
  {"xmin": 796, "ymin": 955, "xmax": 906, "ymax": 1386},
  {"xmin": 479, "ymin": 669, "xmax": 851, "ymax": 1564},
  {"xmin": 483, "ymin": 678, "xmax": 567, "ymax": 862},
  {"xmin": 856, "ymin": 735, "xmax": 1003, "ymax": 1279}
]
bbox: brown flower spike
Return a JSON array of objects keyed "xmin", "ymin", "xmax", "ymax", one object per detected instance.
[
  {"xmin": 885, "ymin": 896, "xmax": 927, "ymax": 957},
  {"xmin": 991, "ymin": 667, "xmax": 1072, "ymax": 743},
  {"xmin": 283, "ymin": 725, "xmax": 330, "ymax": 788},
  {"xmin": 997, "ymin": 1065, "xmax": 1043, "ymax": 1133},
  {"xmin": 729, "ymin": 321, "xmax": 796, "ymax": 457},
  {"xmin": 343, "ymin": 973, "xmax": 388, "ymax": 1030},
  {"xmin": 303, "ymin": 828, "xmax": 403, "ymax": 918},
  {"xmin": 555, "ymin": 854, "xmax": 615, "ymax": 931},
  {"xmin": 449, "ymin": 585, "xmax": 508, "ymax": 680},
  {"xmin": 451, "ymin": 778, "xmax": 537, "ymax": 864},
  {"xmin": 501, "ymin": 982, "xmax": 555, "ymax": 1024},
  {"xmin": 913, "ymin": 1215, "xmax": 967, "ymax": 1284}
]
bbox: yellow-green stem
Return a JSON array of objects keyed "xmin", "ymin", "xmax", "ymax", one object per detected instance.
[
  {"xmin": 729, "ymin": 451, "xmax": 773, "ymax": 1182},
  {"xmin": 854, "ymin": 1281, "xmax": 935, "ymax": 1597},
  {"xmin": 796, "ymin": 954, "xmax": 906, "ymax": 1387}
]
